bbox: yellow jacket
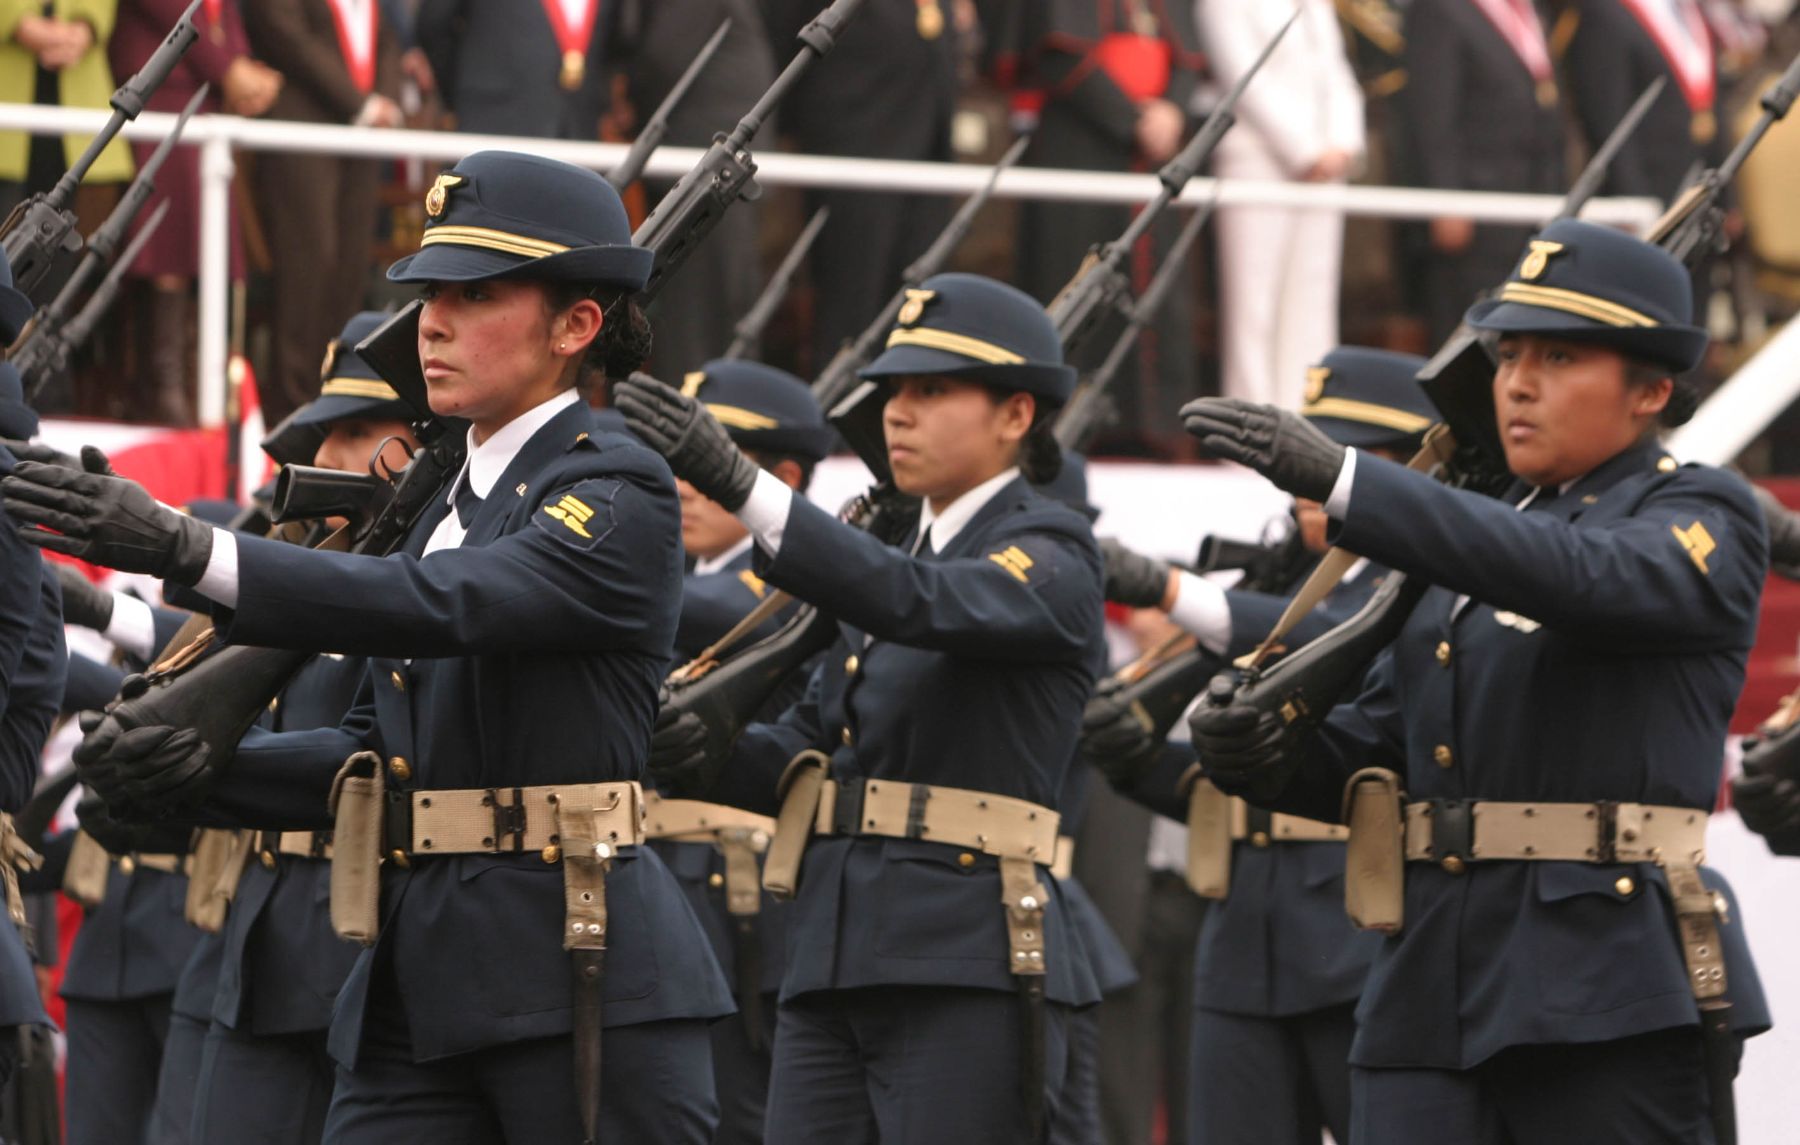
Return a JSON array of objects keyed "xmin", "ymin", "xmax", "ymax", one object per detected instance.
[{"xmin": 0, "ymin": 0, "xmax": 133, "ymax": 183}]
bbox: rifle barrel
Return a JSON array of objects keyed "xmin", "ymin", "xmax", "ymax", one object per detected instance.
[
  {"xmin": 1556, "ymin": 76, "xmax": 1665, "ymax": 222},
  {"xmin": 725, "ymin": 204, "xmax": 828, "ymax": 360},
  {"xmin": 606, "ymin": 18, "xmax": 733, "ymax": 190}
]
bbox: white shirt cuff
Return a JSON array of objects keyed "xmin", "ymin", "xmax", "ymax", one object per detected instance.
[
  {"xmin": 735, "ymin": 469, "xmax": 794, "ymax": 557},
  {"xmin": 195, "ymin": 527, "xmax": 240, "ymax": 609},
  {"xmin": 1324, "ymin": 448, "xmax": 1358, "ymax": 519},
  {"xmin": 1166, "ymin": 571, "xmax": 1233, "ymax": 656},
  {"xmin": 101, "ymin": 593, "xmax": 156, "ymax": 663}
]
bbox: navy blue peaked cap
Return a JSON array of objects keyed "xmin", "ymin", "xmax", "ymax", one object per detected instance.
[
  {"xmin": 860, "ymin": 273, "xmax": 1077, "ymax": 405},
  {"xmin": 687, "ymin": 359, "xmax": 834, "ymax": 461},
  {"xmin": 0, "ymin": 361, "xmax": 35, "ymax": 439},
  {"xmin": 0, "ymin": 251, "xmax": 32, "ymax": 345},
  {"xmin": 1300, "ymin": 346, "xmax": 1435, "ymax": 450},
  {"xmin": 289, "ymin": 311, "xmax": 414, "ymax": 429},
  {"xmin": 388, "ymin": 151, "xmax": 653, "ymax": 289},
  {"xmin": 1464, "ymin": 219, "xmax": 1707, "ymax": 373}
]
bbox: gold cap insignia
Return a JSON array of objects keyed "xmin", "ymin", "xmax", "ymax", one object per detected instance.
[
  {"xmin": 1304, "ymin": 366, "xmax": 1330, "ymax": 404},
  {"xmin": 425, "ymin": 173, "xmax": 467, "ymax": 220},
  {"xmin": 1520, "ymin": 240, "xmax": 1565, "ymax": 281},
  {"xmin": 898, "ymin": 289, "xmax": 936, "ymax": 327},
  {"xmin": 680, "ymin": 371, "xmax": 707, "ymax": 399},
  {"xmin": 318, "ymin": 341, "xmax": 341, "ymax": 383}
]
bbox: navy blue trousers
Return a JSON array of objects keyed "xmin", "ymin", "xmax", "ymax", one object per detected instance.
[
  {"xmin": 147, "ymin": 1005, "xmax": 207, "ymax": 1145},
  {"xmin": 192, "ymin": 1024, "xmax": 335, "ymax": 1145},
  {"xmin": 1187, "ymin": 1003, "xmax": 1354, "ymax": 1145},
  {"xmin": 766, "ymin": 985, "xmax": 1073, "ymax": 1145},
  {"xmin": 713, "ymin": 993, "xmax": 777, "ymax": 1145},
  {"xmin": 1350, "ymin": 1027, "xmax": 1715, "ymax": 1144},
  {"xmin": 64, "ymin": 994, "xmax": 172, "ymax": 1145}
]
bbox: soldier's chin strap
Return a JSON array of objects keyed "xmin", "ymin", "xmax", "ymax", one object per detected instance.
[{"xmin": 1236, "ymin": 425, "xmax": 1457, "ymax": 672}]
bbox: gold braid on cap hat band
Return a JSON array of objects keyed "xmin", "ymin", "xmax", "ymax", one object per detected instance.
[
  {"xmin": 320, "ymin": 377, "xmax": 402, "ymax": 402},
  {"xmin": 705, "ymin": 404, "xmax": 779, "ymax": 432},
  {"xmin": 1493, "ymin": 283, "xmax": 1659, "ymax": 328},
  {"xmin": 1301, "ymin": 397, "xmax": 1432, "ymax": 435},
  {"xmin": 883, "ymin": 327, "xmax": 1026, "ymax": 366},
  {"xmin": 419, "ymin": 225, "xmax": 573, "ymax": 260}
]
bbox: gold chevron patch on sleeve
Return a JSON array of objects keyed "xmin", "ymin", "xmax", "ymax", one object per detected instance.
[
  {"xmin": 544, "ymin": 494, "xmax": 595, "ymax": 539},
  {"xmin": 737, "ymin": 569, "xmax": 768, "ymax": 599},
  {"xmin": 987, "ymin": 545, "xmax": 1035, "ymax": 583},
  {"xmin": 1671, "ymin": 520, "xmax": 1716, "ymax": 574}
]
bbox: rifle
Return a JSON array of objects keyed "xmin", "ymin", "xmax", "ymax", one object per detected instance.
[
  {"xmin": 605, "ymin": 18, "xmax": 733, "ymax": 191},
  {"xmin": 1047, "ymin": 12, "xmax": 1296, "ymax": 361},
  {"xmin": 633, "ymin": 0, "xmax": 865, "ymax": 304},
  {"xmin": 18, "ymin": 201, "xmax": 169, "ymax": 402},
  {"xmin": 1417, "ymin": 75, "xmax": 1683, "ymax": 492},
  {"xmin": 1053, "ymin": 189, "xmax": 1216, "ymax": 450},
  {"xmin": 13, "ymin": 84, "xmax": 205, "ymax": 394},
  {"xmin": 723, "ymin": 204, "xmax": 828, "ymax": 360},
  {"xmin": 0, "ymin": 0, "xmax": 201, "ymax": 305},
  {"xmin": 815, "ymin": 132, "xmax": 1033, "ymax": 479}
]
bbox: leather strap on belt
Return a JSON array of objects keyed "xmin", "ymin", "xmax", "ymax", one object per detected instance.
[
  {"xmin": 255, "ymin": 830, "xmax": 335, "ymax": 861},
  {"xmin": 185, "ymin": 829, "xmax": 253, "ymax": 934},
  {"xmin": 0, "ymin": 814, "xmax": 41, "ymax": 930},
  {"xmin": 61, "ymin": 830, "xmax": 187, "ymax": 910},
  {"xmin": 1049, "ymin": 835, "xmax": 1075, "ymax": 882},
  {"xmin": 556, "ymin": 788, "xmax": 620, "ymax": 1145},
  {"xmin": 1401, "ymin": 799, "xmax": 1707, "ymax": 869},
  {"xmin": 1183, "ymin": 775, "xmax": 1347, "ymax": 900}
]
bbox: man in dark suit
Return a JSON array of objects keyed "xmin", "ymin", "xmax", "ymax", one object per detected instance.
[
  {"xmin": 242, "ymin": 0, "xmax": 402, "ymax": 426},
  {"xmin": 1402, "ymin": 0, "xmax": 1566, "ymax": 343},
  {"xmin": 414, "ymin": 0, "xmax": 610, "ymax": 138}
]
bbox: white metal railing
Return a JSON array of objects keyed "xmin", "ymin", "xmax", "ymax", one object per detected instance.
[{"xmin": 0, "ymin": 102, "xmax": 1668, "ymax": 431}]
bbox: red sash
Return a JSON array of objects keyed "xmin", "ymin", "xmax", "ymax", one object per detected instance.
[
  {"xmin": 326, "ymin": 0, "xmax": 377, "ymax": 95},
  {"xmin": 1093, "ymin": 33, "xmax": 1172, "ymax": 102},
  {"xmin": 1616, "ymin": 0, "xmax": 1715, "ymax": 112},
  {"xmin": 541, "ymin": 0, "xmax": 601, "ymax": 90}
]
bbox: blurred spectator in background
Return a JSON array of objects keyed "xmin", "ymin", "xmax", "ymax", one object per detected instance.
[
  {"xmin": 764, "ymin": 0, "xmax": 959, "ymax": 374},
  {"xmin": 0, "ymin": 0, "xmax": 133, "ymax": 218},
  {"xmin": 1198, "ymin": 0, "xmax": 1362, "ymax": 411},
  {"xmin": 1009, "ymin": 0, "xmax": 1205, "ymax": 450},
  {"xmin": 1402, "ymin": 0, "xmax": 1565, "ymax": 345},
  {"xmin": 1566, "ymin": 0, "xmax": 1721, "ymax": 205},
  {"xmin": 109, "ymin": 0, "xmax": 279, "ymax": 426},
  {"xmin": 414, "ymin": 0, "xmax": 610, "ymax": 139},
  {"xmin": 243, "ymin": 0, "xmax": 400, "ymax": 425},
  {"xmin": 612, "ymin": 0, "xmax": 775, "ymax": 379}
]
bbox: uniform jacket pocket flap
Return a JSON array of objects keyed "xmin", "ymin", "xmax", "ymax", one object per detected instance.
[{"xmin": 1534, "ymin": 862, "xmax": 1643, "ymax": 904}]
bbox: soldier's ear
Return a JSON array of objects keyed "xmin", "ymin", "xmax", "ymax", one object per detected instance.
[
  {"xmin": 996, "ymin": 390, "xmax": 1036, "ymax": 444},
  {"xmin": 553, "ymin": 296, "xmax": 605, "ymax": 356}
]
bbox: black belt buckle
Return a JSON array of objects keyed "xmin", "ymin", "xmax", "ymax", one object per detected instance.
[
  {"xmin": 1244, "ymin": 806, "xmax": 1274, "ymax": 846},
  {"xmin": 489, "ymin": 787, "xmax": 527, "ymax": 852},
  {"xmin": 382, "ymin": 788, "xmax": 413, "ymax": 855},
  {"xmin": 1594, "ymin": 801, "xmax": 1619, "ymax": 863},
  {"xmin": 831, "ymin": 778, "xmax": 865, "ymax": 837},
  {"xmin": 1430, "ymin": 799, "xmax": 1474, "ymax": 873}
]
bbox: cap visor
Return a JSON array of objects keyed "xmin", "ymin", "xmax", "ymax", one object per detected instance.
[{"xmin": 289, "ymin": 393, "xmax": 416, "ymax": 429}]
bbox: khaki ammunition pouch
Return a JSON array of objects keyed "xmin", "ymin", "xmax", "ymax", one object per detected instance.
[
  {"xmin": 1343, "ymin": 768, "xmax": 1406, "ymax": 932},
  {"xmin": 1183, "ymin": 773, "xmax": 1348, "ymax": 900},
  {"xmin": 328, "ymin": 752, "xmax": 384, "ymax": 944},
  {"xmin": 184, "ymin": 829, "xmax": 253, "ymax": 933},
  {"xmin": 0, "ymin": 814, "xmax": 40, "ymax": 930},
  {"xmin": 643, "ymin": 793, "xmax": 774, "ymax": 919},
  {"xmin": 61, "ymin": 830, "xmax": 186, "ymax": 911}
]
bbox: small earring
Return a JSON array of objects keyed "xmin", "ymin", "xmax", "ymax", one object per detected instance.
[{"xmin": 558, "ymin": 342, "xmax": 566, "ymax": 351}]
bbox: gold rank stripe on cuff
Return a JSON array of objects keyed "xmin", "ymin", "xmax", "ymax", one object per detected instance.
[
  {"xmin": 419, "ymin": 225, "xmax": 573, "ymax": 259},
  {"xmin": 706, "ymin": 403, "xmax": 779, "ymax": 432},
  {"xmin": 987, "ymin": 545, "xmax": 1035, "ymax": 583},
  {"xmin": 1301, "ymin": 397, "xmax": 1433, "ymax": 435},
  {"xmin": 320, "ymin": 377, "xmax": 401, "ymax": 401},
  {"xmin": 884, "ymin": 326, "xmax": 1026, "ymax": 365},
  {"xmin": 1493, "ymin": 283, "xmax": 1660, "ymax": 328}
]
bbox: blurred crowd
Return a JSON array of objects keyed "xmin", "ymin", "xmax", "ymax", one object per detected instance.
[{"xmin": 6, "ymin": 0, "xmax": 1800, "ymax": 464}]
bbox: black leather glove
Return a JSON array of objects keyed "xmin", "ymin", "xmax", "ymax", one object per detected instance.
[
  {"xmin": 53, "ymin": 562, "xmax": 115, "ymax": 631},
  {"xmin": 1, "ymin": 439, "xmax": 113, "ymax": 474},
  {"xmin": 645, "ymin": 706, "xmax": 719, "ymax": 798},
  {"xmin": 73, "ymin": 711, "xmax": 214, "ymax": 816},
  {"xmin": 2, "ymin": 447, "xmax": 214, "ymax": 583},
  {"xmin": 1189, "ymin": 693, "xmax": 1297, "ymax": 803},
  {"xmin": 1731, "ymin": 770, "xmax": 1800, "ymax": 855},
  {"xmin": 1080, "ymin": 680, "xmax": 1160, "ymax": 788},
  {"xmin": 1180, "ymin": 398, "xmax": 1346, "ymax": 503},
  {"xmin": 614, "ymin": 372, "xmax": 760, "ymax": 511},
  {"xmin": 74, "ymin": 792, "xmax": 191, "ymax": 855},
  {"xmin": 1100, "ymin": 538, "xmax": 1173, "ymax": 609},
  {"xmin": 1753, "ymin": 486, "xmax": 1800, "ymax": 581}
]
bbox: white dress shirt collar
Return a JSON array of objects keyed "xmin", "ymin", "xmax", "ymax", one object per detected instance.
[
  {"xmin": 915, "ymin": 467, "xmax": 1022, "ymax": 554},
  {"xmin": 452, "ymin": 388, "xmax": 582, "ymax": 505},
  {"xmin": 693, "ymin": 533, "xmax": 754, "ymax": 576}
]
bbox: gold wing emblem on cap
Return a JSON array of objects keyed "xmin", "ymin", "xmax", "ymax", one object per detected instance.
[
  {"xmin": 1304, "ymin": 366, "xmax": 1330, "ymax": 405},
  {"xmin": 425, "ymin": 173, "xmax": 467, "ymax": 220},
  {"xmin": 680, "ymin": 371, "xmax": 707, "ymax": 398},
  {"xmin": 318, "ymin": 341, "xmax": 341, "ymax": 383},
  {"xmin": 1520, "ymin": 240, "xmax": 1565, "ymax": 281},
  {"xmin": 898, "ymin": 289, "xmax": 936, "ymax": 327}
]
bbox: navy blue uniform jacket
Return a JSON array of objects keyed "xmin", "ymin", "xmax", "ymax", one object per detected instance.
[
  {"xmin": 189, "ymin": 403, "xmax": 732, "ymax": 1063},
  {"xmin": 1253, "ymin": 442, "xmax": 1769, "ymax": 1068},
  {"xmin": 715, "ymin": 476, "xmax": 1109, "ymax": 1007}
]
